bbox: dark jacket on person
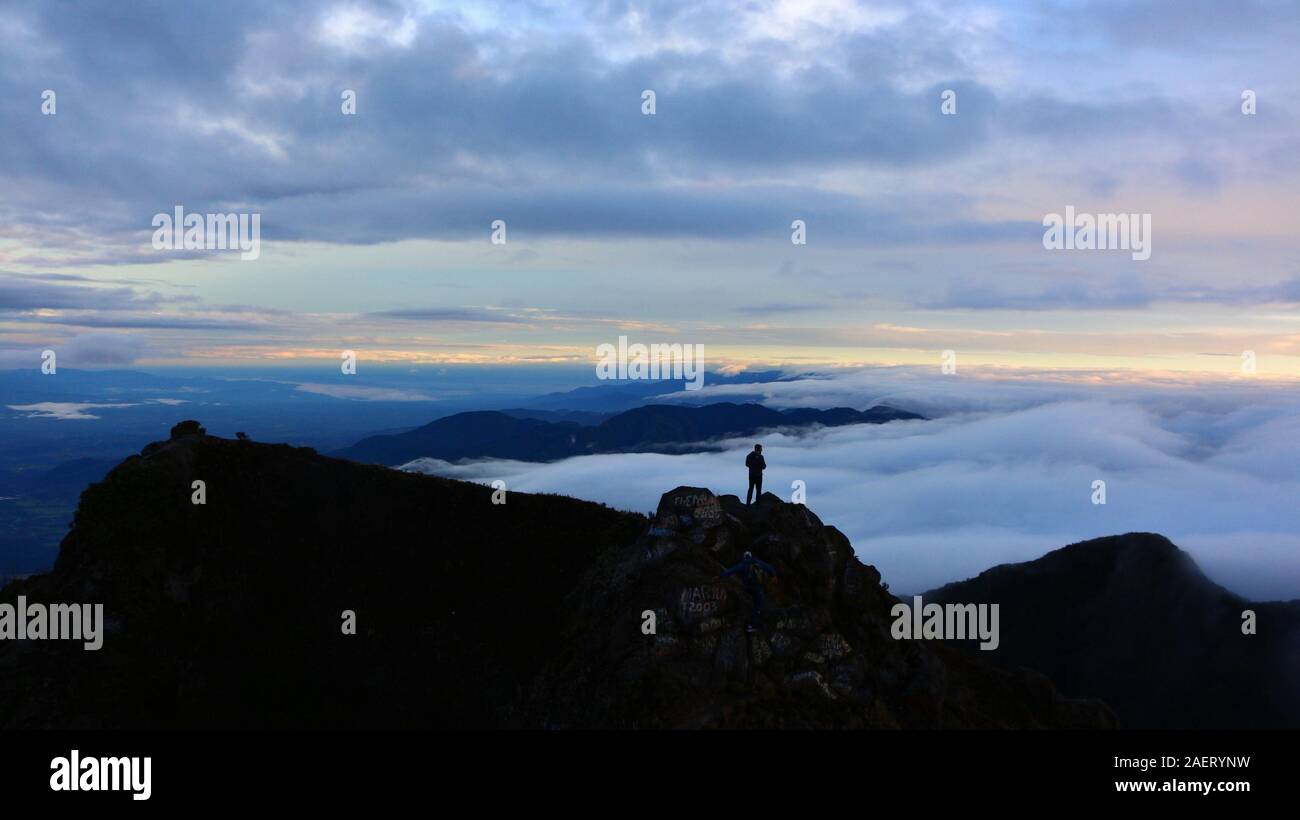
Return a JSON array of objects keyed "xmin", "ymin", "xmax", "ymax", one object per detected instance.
[
  {"xmin": 721, "ymin": 555, "xmax": 777, "ymax": 592},
  {"xmin": 745, "ymin": 451, "xmax": 766, "ymax": 476}
]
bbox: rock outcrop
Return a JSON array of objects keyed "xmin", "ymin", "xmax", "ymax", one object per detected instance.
[{"xmin": 515, "ymin": 486, "xmax": 1115, "ymax": 729}]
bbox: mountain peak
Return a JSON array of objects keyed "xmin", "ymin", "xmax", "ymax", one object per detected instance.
[{"xmin": 926, "ymin": 531, "xmax": 1300, "ymax": 728}]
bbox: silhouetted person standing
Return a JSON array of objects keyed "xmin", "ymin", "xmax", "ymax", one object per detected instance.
[
  {"xmin": 745, "ymin": 444, "xmax": 766, "ymax": 504},
  {"xmin": 721, "ymin": 551, "xmax": 778, "ymax": 632}
]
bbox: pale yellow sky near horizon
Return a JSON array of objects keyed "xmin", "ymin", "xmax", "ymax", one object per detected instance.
[{"xmin": 122, "ymin": 344, "xmax": 1300, "ymax": 380}]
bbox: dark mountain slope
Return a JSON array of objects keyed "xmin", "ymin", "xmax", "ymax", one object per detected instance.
[
  {"xmin": 589, "ymin": 402, "xmax": 797, "ymax": 448},
  {"xmin": 0, "ymin": 428, "xmax": 645, "ymax": 729},
  {"xmin": 332, "ymin": 409, "xmax": 585, "ymax": 464},
  {"xmin": 925, "ymin": 534, "xmax": 1300, "ymax": 729},
  {"xmin": 334, "ymin": 402, "xmax": 923, "ymax": 466},
  {"xmin": 0, "ymin": 425, "xmax": 1104, "ymax": 729}
]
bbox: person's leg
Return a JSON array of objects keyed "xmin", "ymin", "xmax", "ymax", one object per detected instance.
[
  {"xmin": 746, "ymin": 476, "xmax": 755, "ymax": 504},
  {"xmin": 756, "ymin": 475, "xmax": 762, "ymax": 498},
  {"xmin": 748, "ymin": 587, "xmax": 764, "ymax": 631}
]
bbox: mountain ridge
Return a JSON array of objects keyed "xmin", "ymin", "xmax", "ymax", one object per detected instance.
[{"xmin": 332, "ymin": 401, "xmax": 924, "ymax": 466}]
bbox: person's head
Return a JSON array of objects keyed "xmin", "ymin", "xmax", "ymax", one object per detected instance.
[
  {"xmin": 743, "ymin": 551, "xmax": 753, "ymax": 560},
  {"xmin": 754, "ymin": 444, "xmax": 762, "ymax": 453}
]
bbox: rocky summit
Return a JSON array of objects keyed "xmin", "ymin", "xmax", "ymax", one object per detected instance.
[
  {"xmin": 0, "ymin": 427, "xmax": 1113, "ymax": 729},
  {"xmin": 516, "ymin": 486, "xmax": 1115, "ymax": 729}
]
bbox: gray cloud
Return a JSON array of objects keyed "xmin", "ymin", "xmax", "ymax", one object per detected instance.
[
  {"xmin": 0, "ymin": 273, "xmax": 163, "ymax": 311},
  {"xmin": 368, "ymin": 307, "xmax": 527, "ymax": 323},
  {"xmin": 920, "ymin": 275, "xmax": 1300, "ymax": 310},
  {"xmin": 732, "ymin": 302, "xmax": 838, "ymax": 316},
  {"xmin": 29, "ymin": 314, "xmax": 267, "ymax": 331},
  {"xmin": 0, "ymin": 0, "xmax": 1265, "ymax": 259},
  {"xmin": 0, "ymin": 331, "xmax": 147, "ymax": 368}
]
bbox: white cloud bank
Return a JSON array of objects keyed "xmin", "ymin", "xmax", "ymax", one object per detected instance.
[{"xmin": 402, "ymin": 367, "xmax": 1300, "ymax": 602}]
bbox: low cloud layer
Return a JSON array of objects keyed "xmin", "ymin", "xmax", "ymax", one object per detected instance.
[{"xmin": 404, "ymin": 368, "xmax": 1300, "ymax": 601}]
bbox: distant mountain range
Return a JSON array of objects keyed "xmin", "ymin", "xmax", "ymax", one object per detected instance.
[
  {"xmin": 497, "ymin": 408, "xmax": 611, "ymax": 425},
  {"xmin": 514, "ymin": 370, "xmax": 792, "ymax": 413},
  {"xmin": 332, "ymin": 402, "xmax": 924, "ymax": 465},
  {"xmin": 925, "ymin": 534, "xmax": 1300, "ymax": 729}
]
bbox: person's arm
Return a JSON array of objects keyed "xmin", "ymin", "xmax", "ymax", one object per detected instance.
[
  {"xmin": 759, "ymin": 455, "xmax": 767, "ymax": 470},
  {"xmin": 755, "ymin": 559, "xmax": 777, "ymax": 576},
  {"xmin": 720, "ymin": 563, "xmax": 741, "ymax": 578}
]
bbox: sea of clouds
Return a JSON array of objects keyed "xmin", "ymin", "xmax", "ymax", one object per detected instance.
[{"xmin": 401, "ymin": 366, "xmax": 1300, "ymax": 601}]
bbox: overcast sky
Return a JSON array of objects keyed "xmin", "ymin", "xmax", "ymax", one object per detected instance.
[{"xmin": 1, "ymin": 0, "xmax": 1299, "ymax": 374}]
